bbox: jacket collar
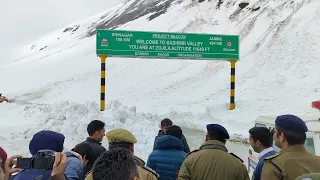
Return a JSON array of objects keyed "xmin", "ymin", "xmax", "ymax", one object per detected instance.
[
  {"xmin": 86, "ymin": 137, "xmax": 102, "ymax": 145},
  {"xmin": 200, "ymin": 140, "xmax": 227, "ymax": 149},
  {"xmin": 133, "ymin": 155, "xmax": 145, "ymax": 166},
  {"xmin": 280, "ymin": 145, "xmax": 306, "ymax": 153},
  {"xmin": 158, "ymin": 130, "xmax": 165, "ymax": 136}
]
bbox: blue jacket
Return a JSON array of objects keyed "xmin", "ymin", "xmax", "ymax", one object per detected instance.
[
  {"xmin": 13, "ymin": 152, "xmax": 84, "ymax": 180},
  {"xmin": 147, "ymin": 135, "xmax": 186, "ymax": 180},
  {"xmin": 64, "ymin": 152, "xmax": 84, "ymax": 180},
  {"xmin": 252, "ymin": 150, "xmax": 277, "ymax": 180},
  {"xmin": 153, "ymin": 130, "xmax": 190, "ymax": 153}
]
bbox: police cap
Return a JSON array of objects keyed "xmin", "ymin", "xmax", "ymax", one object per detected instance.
[
  {"xmin": 275, "ymin": 114, "xmax": 308, "ymax": 133},
  {"xmin": 206, "ymin": 124, "xmax": 230, "ymax": 139},
  {"xmin": 106, "ymin": 129, "xmax": 137, "ymax": 144}
]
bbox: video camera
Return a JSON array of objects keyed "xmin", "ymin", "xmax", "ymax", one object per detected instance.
[{"xmin": 16, "ymin": 150, "xmax": 55, "ymax": 170}]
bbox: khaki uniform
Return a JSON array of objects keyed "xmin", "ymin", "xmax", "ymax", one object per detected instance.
[
  {"xmin": 84, "ymin": 129, "xmax": 159, "ymax": 180},
  {"xmin": 177, "ymin": 140, "xmax": 249, "ymax": 180},
  {"xmin": 261, "ymin": 145, "xmax": 320, "ymax": 180},
  {"xmin": 133, "ymin": 155, "xmax": 159, "ymax": 180}
]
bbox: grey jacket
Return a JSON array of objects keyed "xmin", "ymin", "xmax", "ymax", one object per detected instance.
[{"xmin": 153, "ymin": 130, "xmax": 190, "ymax": 153}]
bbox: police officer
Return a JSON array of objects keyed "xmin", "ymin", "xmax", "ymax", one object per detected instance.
[
  {"xmin": 85, "ymin": 129, "xmax": 159, "ymax": 180},
  {"xmin": 177, "ymin": 124, "xmax": 249, "ymax": 180},
  {"xmin": 261, "ymin": 114, "xmax": 320, "ymax": 180},
  {"xmin": 107, "ymin": 129, "xmax": 159, "ymax": 180}
]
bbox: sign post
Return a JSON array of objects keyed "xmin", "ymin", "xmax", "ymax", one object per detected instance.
[
  {"xmin": 96, "ymin": 30, "xmax": 240, "ymax": 111},
  {"xmin": 99, "ymin": 55, "xmax": 107, "ymax": 111}
]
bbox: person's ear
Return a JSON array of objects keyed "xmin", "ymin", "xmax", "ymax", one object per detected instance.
[
  {"xmin": 279, "ymin": 132, "xmax": 285, "ymax": 142},
  {"xmin": 256, "ymin": 140, "xmax": 260, "ymax": 147},
  {"xmin": 205, "ymin": 135, "xmax": 208, "ymax": 141},
  {"xmin": 133, "ymin": 176, "xmax": 139, "ymax": 180},
  {"xmin": 130, "ymin": 144, "xmax": 134, "ymax": 154}
]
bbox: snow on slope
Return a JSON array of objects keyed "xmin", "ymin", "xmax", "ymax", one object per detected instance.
[{"xmin": 1, "ymin": 0, "xmax": 320, "ymax": 158}]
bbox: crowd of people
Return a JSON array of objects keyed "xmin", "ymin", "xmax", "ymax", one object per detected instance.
[{"xmin": 0, "ymin": 115, "xmax": 319, "ymax": 180}]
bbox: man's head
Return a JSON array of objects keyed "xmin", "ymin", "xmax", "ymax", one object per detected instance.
[
  {"xmin": 273, "ymin": 114, "xmax": 308, "ymax": 149},
  {"xmin": 249, "ymin": 127, "xmax": 273, "ymax": 153},
  {"xmin": 87, "ymin": 120, "xmax": 105, "ymax": 142},
  {"xmin": 92, "ymin": 148, "xmax": 139, "ymax": 180},
  {"xmin": 71, "ymin": 142, "xmax": 95, "ymax": 166},
  {"xmin": 206, "ymin": 124, "xmax": 230, "ymax": 144},
  {"xmin": 29, "ymin": 130, "xmax": 65, "ymax": 156},
  {"xmin": 165, "ymin": 125, "xmax": 182, "ymax": 140},
  {"xmin": 106, "ymin": 129, "xmax": 137, "ymax": 154},
  {"xmin": 160, "ymin": 118, "xmax": 173, "ymax": 133}
]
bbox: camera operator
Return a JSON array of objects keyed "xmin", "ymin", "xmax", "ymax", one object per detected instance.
[
  {"xmin": 0, "ymin": 152, "xmax": 67, "ymax": 180},
  {"xmin": 13, "ymin": 130, "xmax": 84, "ymax": 180}
]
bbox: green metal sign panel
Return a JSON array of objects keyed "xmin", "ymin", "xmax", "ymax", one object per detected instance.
[{"xmin": 96, "ymin": 30, "xmax": 239, "ymax": 60}]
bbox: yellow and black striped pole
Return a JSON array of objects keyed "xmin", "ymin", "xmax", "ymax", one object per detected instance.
[
  {"xmin": 230, "ymin": 60, "xmax": 237, "ymax": 110},
  {"xmin": 99, "ymin": 55, "xmax": 107, "ymax": 111}
]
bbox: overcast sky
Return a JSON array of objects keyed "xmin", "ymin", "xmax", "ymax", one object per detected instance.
[{"xmin": 0, "ymin": 0, "xmax": 124, "ymax": 49}]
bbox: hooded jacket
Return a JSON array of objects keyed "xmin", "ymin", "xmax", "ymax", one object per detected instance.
[
  {"xmin": 147, "ymin": 135, "xmax": 186, "ymax": 180},
  {"xmin": 153, "ymin": 130, "xmax": 190, "ymax": 153}
]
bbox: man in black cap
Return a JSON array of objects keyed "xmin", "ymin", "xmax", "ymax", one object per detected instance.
[
  {"xmin": 261, "ymin": 114, "xmax": 320, "ymax": 180},
  {"xmin": 153, "ymin": 118, "xmax": 190, "ymax": 153},
  {"xmin": 177, "ymin": 124, "xmax": 249, "ymax": 180}
]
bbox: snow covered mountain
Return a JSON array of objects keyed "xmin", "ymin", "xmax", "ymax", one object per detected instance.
[{"xmin": 1, "ymin": 0, "xmax": 320, "ymax": 158}]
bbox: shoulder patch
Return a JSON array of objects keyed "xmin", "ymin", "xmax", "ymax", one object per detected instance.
[
  {"xmin": 229, "ymin": 153, "xmax": 244, "ymax": 163},
  {"xmin": 185, "ymin": 149, "xmax": 200, "ymax": 158},
  {"xmin": 263, "ymin": 153, "xmax": 280, "ymax": 161},
  {"xmin": 141, "ymin": 166, "xmax": 160, "ymax": 178}
]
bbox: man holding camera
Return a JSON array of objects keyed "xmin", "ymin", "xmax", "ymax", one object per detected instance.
[{"xmin": 12, "ymin": 130, "xmax": 84, "ymax": 180}]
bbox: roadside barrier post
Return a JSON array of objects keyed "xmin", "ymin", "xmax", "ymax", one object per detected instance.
[
  {"xmin": 99, "ymin": 55, "xmax": 107, "ymax": 111},
  {"xmin": 229, "ymin": 60, "xmax": 236, "ymax": 110}
]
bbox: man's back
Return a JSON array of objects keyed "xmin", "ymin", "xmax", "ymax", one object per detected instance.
[
  {"xmin": 253, "ymin": 150, "xmax": 276, "ymax": 180},
  {"xmin": 84, "ymin": 138, "xmax": 106, "ymax": 157},
  {"xmin": 262, "ymin": 145, "xmax": 320, "ymax": 180},
  {"xmin": 83, "ymin": 138, "xmax": 106, "ymax": 173},
  {"xmin": 178, "ymin": 140, "xmax": 249, "ymax": 180}
]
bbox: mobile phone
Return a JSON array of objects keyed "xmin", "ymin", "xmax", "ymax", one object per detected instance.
[{"xmin": 16, "ymin": 158, "xmax": 32, "ymax": 169}]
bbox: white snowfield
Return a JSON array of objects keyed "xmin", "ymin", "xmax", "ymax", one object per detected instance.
[{"xmin": 1, "ymin": 0, "xmax": 320, "ymax": 160}]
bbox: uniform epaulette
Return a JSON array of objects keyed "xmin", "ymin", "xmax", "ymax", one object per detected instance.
[
  {"xmin": 185, "ymin": 149, "xmax": 200, "ymax": 158},
  {"xmin": 142, "ymin": 166, "xmax": 160, "ymax": 178},
  {"xmin": 229, "ymin": 152, "xmax": 244, "ymax": 163},
  {"xmin": 263, "ymin": 153, "xmax": 280, "ymax": 161}
]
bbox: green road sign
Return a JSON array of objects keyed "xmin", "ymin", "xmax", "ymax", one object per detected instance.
[{"xmin": 96, "ymin": 30, "xmax": 239, "ymax": 60}]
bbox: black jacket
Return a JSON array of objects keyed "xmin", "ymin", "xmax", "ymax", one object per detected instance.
[
  {"xmin": 153, "ymin": 130, "xmax": 190, "ymax": 153},
  {"xmin": 83, "ymin": 137, "xmax": 106, "ymax": 174}
]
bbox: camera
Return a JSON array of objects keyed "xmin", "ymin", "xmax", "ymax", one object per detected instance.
[{"xmin": 16, "ymin": 150, "xmax": 55, "ymax": 170}]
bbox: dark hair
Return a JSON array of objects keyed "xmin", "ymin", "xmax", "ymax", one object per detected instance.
[
  {"xmin": 161, "ymin": 118, "xmax": 173, "ymax": 127},
  {"xmin": 276, "ymin": 126, "xmax": 306, "ymax": 145},
  {"xmin": 207, "ymin": 131, "xmax": 226, "ymax": 143},
  {"xmin": 166, "ymin": 125, "xmax": 182, "ymax": 140},
  {"xmin": 87, "ymin": 120, "xmax": 105, "ymax": 136},
  {"xmin": 109, "ymin": 142, "xmax": 132, "ymax": 151},
  {"xmin": 92, "ymin": 148, "xmax": 139, "ymax": 180},
  {"xmin": 71, "ymin": 142, "xmax": 95, "ymax": 162},
  {"xmin": 249, "ymin": 127, "xmax": 273, "ymax": 147}
]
